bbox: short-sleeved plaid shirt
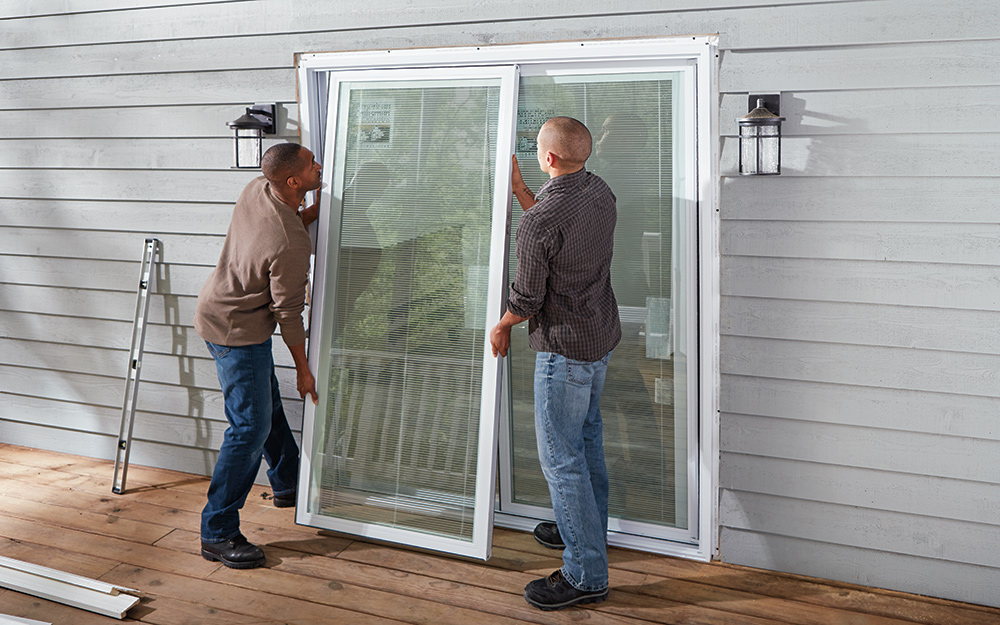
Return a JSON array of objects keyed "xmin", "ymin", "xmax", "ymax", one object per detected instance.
[{"xmin": 507, "ymin": 168, "xmax": 622, "ymax": 362}]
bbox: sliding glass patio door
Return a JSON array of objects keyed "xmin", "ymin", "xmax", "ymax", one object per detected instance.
[
  {"xmin": 496, "ymin": 62, "xmax": 700, "ymax": 547},
  {"xmin": 296, "ymin": 66, "xmax": 518, "ymax": 559}
]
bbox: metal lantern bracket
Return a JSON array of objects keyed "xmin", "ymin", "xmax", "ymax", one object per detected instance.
[{"xmin": 749, "ymin": 94, "xmax": 780, "ymax": 117}]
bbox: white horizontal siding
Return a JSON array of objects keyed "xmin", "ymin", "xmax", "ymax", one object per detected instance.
[
  {"xmin": 0, "ymin": 283, "xmax": 199, "ymax": 325},
  {"xmin": 722, "ymin": 38, "xmax": 1000, "ymax": 92},
  {"xmin": 1, "ymin": 0, "xmax": 998, "ymax": 609},
  {"xmin": 723, "ymin": 256, "xmax": 1000, "ymax": 310},
  {"xmin": 0, "ymin": 70, "xmax": 292, "ymax": 109},
  {"xmin": 1, "ymin": 388, "xmax": 303, "ymax": 444},
  {"xmin": 722, "ymin": 133, "xmax": 1000, "ymax": 178},
  {"xmin": 0, "ymin": 200, "xmax": 232, "ymax": 232},
  {"xmin": 0, "ymin": 170, "xmax": 256, "ymax": 202},
  {"xmin": 0, "ymin": 228, "xmax": 223, "ymax": 264},
  {"xmin": 0, "ymin": 418, "xmax": 288, "ymax": 483},
  {"xmin": 711, "ymin": 0, "xmax": 1000, "ymax": 609},
  {"xmin": 0, "ymin": 337, "xmax": 298, "ymax": 394},
  {"xmin": 723, "ymin": 220, "xmax": 1000, "ymax": 264},
  {"xmin": 0, "ymin": 255, "xmax": 215, "ymax": 293},
  {"xmin": 2, "ymin": 1, "xmax": 994, "ymax": 82},
  {"xmin": 0, "ymin": 104, "xmax": 300, "ymax": 139},
  {"xmin": 723, "ymin": 335, "xmax": 1000, "ymax": 398},
  {"xmin": 722, "ymin": 412, "xmax": 999, "ymax": 484},
  {"xmin": 721, "ymin": 453, "xmax": 1000, "ymax": 525},
  {"xmin": 722, "ymin": 489, "xmax": 1000, "ymax": 567},
  {"xmin": 721, "ymin": 374, "xmax": 1000, "ymax": 441},
  {"xmin": 1, "ymin": 0, "xmax": 250, "ymax": 19},
  {"xmin": 720, "ymin": 86, "xmax": 1000, "ymax": 136},
  {"xmin": 0, "ymin": 0, "xmax": 947, "ymax": 51},
  {"xmin": 720, "ymin": 529, "xmax": 1000, "ymax": 608},
  {"xmin": 722, "ymin": 177, "xmax": 1000, "ymax": 222},
  {"xmin": 0, "ymin": 138, "xmax": 270, "ymax": 170},
  {"xmin": 0, "ymin": 367, "xmax": 303, "ymax": 451},
  {"xmin": 724, "ymin": 297, "xmax": 1000, "ymax": 355}
]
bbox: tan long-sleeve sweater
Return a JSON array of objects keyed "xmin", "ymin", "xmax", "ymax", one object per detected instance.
[{"xmin": 194, "ymin": 176, "xmax": 312, "ymax": 348}]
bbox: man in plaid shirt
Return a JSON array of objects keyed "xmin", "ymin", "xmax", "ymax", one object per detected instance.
[{"xmin": 490, "ymin": 116, "xmax": 621, "ymax": 611}]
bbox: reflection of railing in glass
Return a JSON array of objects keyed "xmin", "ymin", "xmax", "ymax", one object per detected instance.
[{"xmin": 318, "ymin": 348, "xmax": 482, "ymax": 540}]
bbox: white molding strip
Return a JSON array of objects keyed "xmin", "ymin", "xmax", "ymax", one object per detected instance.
[
  {"xmin": 0, "ymin": 557, "xmax": 140, "ymax": 620},
  {"xmin": 0, "ymin": 614, "xmax": 51, "ymax": 625}
]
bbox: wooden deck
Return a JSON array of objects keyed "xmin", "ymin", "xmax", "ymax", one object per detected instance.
[{"xmin": 0, "ymin": 443, "xmax": 997, "ymax": 625}]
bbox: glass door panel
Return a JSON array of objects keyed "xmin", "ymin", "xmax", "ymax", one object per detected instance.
[
  {"xmin": 499, "ymin": 67, "xmax": 697, "ymax": 543},
  {"xmin": 298, "ymin": 67, "xmax": 517, "ymax": 559}
]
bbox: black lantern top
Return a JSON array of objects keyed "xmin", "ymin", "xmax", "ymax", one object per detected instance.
[
  {"xmin": 738, "ymin": 98, "xmax": 785, "ymax": 127},
  {"xmin": 228, "ymin": 105, "xmax": 276, "ymax": 134}
]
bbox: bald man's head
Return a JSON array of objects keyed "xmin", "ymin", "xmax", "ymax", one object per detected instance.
[{"xmin": 537, "ymin": 117, "xmax": 592, "ymax": 168}]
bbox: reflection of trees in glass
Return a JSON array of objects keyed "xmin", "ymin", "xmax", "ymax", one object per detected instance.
[
  {"xmin": 337, "ymin": 85, "xmax": 499, "ymax": 354},
  {"xmin": 510, "ymin": 78, "xmax": 673, "ymax": 303}
]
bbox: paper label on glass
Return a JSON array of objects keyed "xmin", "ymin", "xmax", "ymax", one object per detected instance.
[
  {"xmin": 516, "ymin": 108, "xmax": 557, "ymax": 156},
  {"xmin": 358, "ymin": 100, "xmax": 394, "ymax": 148}
]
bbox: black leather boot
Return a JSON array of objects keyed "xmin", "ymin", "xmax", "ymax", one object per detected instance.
[
  {"xmin": 533, "ymin": 522, "xmax": 565, "ymax": 549},
  {"xmin": 201, "ymin": 534, "xmax": 266, "ymax": 569}
]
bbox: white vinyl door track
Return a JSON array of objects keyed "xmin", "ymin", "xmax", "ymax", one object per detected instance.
[{"xmin": 0, "ymin": 556, "xmax": 141, "ymax": 619}]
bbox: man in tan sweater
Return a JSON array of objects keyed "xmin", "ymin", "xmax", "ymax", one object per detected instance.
[{"xmin": 194, "ymin": 143, "xmax": 321, "ymax": 569}]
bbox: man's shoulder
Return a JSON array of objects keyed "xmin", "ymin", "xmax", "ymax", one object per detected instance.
[
  {"xmin": 543, "ymin": 170, "xmax": 612, "ymax": 198},
  {"xmin": 230, "ymin": 179, "xmax": 307, "ymax": 256}
]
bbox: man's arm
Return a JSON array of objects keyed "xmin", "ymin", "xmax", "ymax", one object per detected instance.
[
  {"xmin": 490, "ymin": 310, "xmax": 530, "ymax": 358},
  {"xmin": 269, "ymin": 238, "xmax": 317, "ymax": 403},
  {"xmin": 511, "ymin": 155, "xmax": 536, "ymax": 211},
  {"xmin": 298, "ymin": 190, "xmax": 321, "ymax": 227},
  {"xmin": 287, "ymin": 341, "xmax": 318, "ymax": 404}
]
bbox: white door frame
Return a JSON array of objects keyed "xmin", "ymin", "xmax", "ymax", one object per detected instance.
[
  {"xmin": 296, "ymin": 36, "xmax": 721, "ymax": 562},
  {"xmin": 295, "ymin": 65, "xmax": 518, "ymax": 560}
]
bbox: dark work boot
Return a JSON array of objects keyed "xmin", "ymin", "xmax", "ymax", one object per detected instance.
[
  {"xmin": 533, "ymin": 521, "xmax": 565, "ymax": 549},
  {"xmin": 201, "ymin": 534, "xmax": 266, "ymax": 569},
  {"xmin": 272, "ymin": 492, "xmax": 296, "ymax": 508},
  {"xmin": 524, "ymin": 569, "xmax": 609, "ymax": 610}
]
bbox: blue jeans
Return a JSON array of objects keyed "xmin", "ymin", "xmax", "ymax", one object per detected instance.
[
  {"xmin": 534, "ymin": 350, "xmax": 612, "ymax": 592},
  {"xmin": 201, "ymin": 339, "xmax": 299, "ymax": 543}
]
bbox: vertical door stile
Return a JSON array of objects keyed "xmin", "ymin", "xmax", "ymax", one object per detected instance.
[{"xmin": 473, "ymin": 64, "xmax": 520, "ymax": 557}]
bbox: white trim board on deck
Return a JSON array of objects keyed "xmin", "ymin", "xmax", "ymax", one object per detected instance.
[
  {"xmin": 0, "ymin": 556, "xmax": 141, "ymax": 620},
  {"xmin": 0, "ymin": 614, "xmax": 50, "ymax": 625}
]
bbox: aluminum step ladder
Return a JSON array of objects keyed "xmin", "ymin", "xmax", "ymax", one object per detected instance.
[{"xmin": 112, "ymin": 238, "xmax": 159, "ymax": 494}]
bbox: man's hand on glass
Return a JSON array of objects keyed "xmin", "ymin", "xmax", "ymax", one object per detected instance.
[{"xmin": 511, "ymin": 155, "xmax": 536, "ymax": 211}]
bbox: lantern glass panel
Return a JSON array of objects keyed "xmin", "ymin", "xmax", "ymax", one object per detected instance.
[
  {"xmin": 235, "ymin": 128, "xmax": 262, "ymax": 169},
  {"xmin": 739, "ymin": 125, "xmax": 760, "ymax": 175},
  {"xmin": 739, "ymin": 123, "xmax": 780, "ymax": 175},
  {"xmin": 759, "ymin": 126, "xmax": 779, "ymax": 174}
]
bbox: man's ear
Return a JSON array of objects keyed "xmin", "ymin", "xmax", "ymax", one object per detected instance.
[{"xmin": 285, "ymin": 175, "xmax": 300, "ymax": 190}]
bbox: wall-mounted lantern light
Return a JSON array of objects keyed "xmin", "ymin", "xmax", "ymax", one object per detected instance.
[
  {"xmin": 738, "ymin": 95, "xmax": 784, "ymax": 175},
  {"xmin": 227, "ymin": 104, "xmax": 276, "ymax": 169}
]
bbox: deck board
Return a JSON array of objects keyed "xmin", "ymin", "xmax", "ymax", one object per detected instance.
[{"xmin": 0, "ymin": 443, "xmax": 998, "ymax": 625}]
